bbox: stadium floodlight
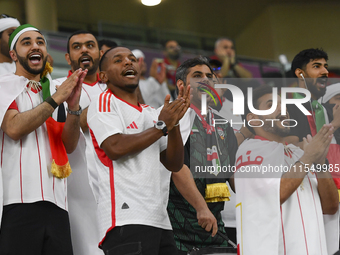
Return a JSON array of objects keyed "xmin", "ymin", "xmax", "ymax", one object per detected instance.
[{"xmin": 141, "ymin": 0, "xmax": 161, "ymax": 6}]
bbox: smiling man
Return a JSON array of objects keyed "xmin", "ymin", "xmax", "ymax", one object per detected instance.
[
  {"xmin": 0, "ymin": 24, "xmax": 86, "ymax": 255},
  {"xmin": 286, "ymin": 48, "xmax": 340, "ymax": 253},
  {"xmin": 235, "ymin": 86, "xmax": 338, "ymax": 255}
]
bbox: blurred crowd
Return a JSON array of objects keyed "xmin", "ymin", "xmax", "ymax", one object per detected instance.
[{"xmin": 0, "ymin": 14, "xmax": 340, "ymax": 255}]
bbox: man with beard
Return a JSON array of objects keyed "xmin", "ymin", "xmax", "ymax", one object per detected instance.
[
  {"xmin": 211, "ymin": 38, "xmax": 252, "ymax": 79},
  {"xmin": 287, "ymin": 48, "xmax": 340, "ymax": 253},
  {"xmin": 88, "ymin": 46, "xmax": 190, "ymax": 254},
  {"xmin": 0, "ymin": 24, "xmax": 86, "ymax": 254},
  {"xmin": 167, "ymin": 57, "xmax": 239, "ymax": 254},
  {"xmin": 55, "ymin": 30, "xmax": 105, "ymax": 133},
  {"xmin": 54, "ymin": 30, "xmax": 104, "ymax": 255},
  {"xmin": 163, "ymin": 40, "xmax": 181, "ymax": 97},
  {"xmin": 235, "ymin": 86, "xmax": 338, "ymax": 255},
  {"xmin": 0, "ymin": 14, "xmax": 20, "ymax": 75}
]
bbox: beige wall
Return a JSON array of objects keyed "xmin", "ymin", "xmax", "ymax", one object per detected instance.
[
  {"xmin": 0, "ymin": 0, "xmax": 25, "ymax": 23},
  {"xmin": 236, "ymin": 3, "xmax": 340, "ymax": 67}
]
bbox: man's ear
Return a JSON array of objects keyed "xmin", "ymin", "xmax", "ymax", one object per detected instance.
[
  {"xmin": 100, "ymin": 50, "xmax": 104, "ymax": 58},
  {"xmin": 9, "ymin": 50, "xmax": 17, "ymax": 62},
  {"xmin": 176, "ymin": 79, "xmax": 185, "ymax": 93},
  {"xmin": 99, "ymin": 71, "xmax": 108, "ymax": 83},
  {"xmin": 65, "ymin": 53, "xmax": 71, "ymax": 65},
  {"xmin": 295, "ymin": 68, "xmax": 305, "ymax": 80},
  {"xmin": 246, "ymin": 113, "xmax": 262, "ymax": 127},
  {"xmin": 176, "ymin": 79, "xmax": 184, "ymax": 90}
]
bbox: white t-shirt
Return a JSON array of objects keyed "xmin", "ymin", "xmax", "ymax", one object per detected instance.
[
  {"xmin": 139, "ymin": 77, "xmax": 172, "ymax": 108},
  {"xmin": 88, "ymin": 89, "xmax": 170, "ymax": 245},
  {"xmin": 0, "ymin": 74, "xmax": 67, "ymax": 210}
]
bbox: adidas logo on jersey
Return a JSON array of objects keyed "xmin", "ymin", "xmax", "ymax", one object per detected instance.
[
  {"xmin": 127, "ymin": 121, "xmax": 138, "ymax": 129},
  {"xmin": 121, "ymin": 202, "xmax": 129, "ymax": 209}
]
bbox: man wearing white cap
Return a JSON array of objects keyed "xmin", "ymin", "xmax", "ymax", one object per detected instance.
[
  {"xmin": 132, "ymin": 49, "xmax": 172, "ymax": 108},
  {"xmin": 0, "ymin": 14, "xmax": 20, "ymax": 75},
  {"xmin": 0, "ymin": 24, "xmax": 86, "ymax": 255}
]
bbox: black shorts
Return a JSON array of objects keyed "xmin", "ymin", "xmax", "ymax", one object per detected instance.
[
  {"xmin": 101, "ymin": 224, "xmax": 178, "ymax": 255},
  {"xmin": 0, "ymin": 201, "xmax": 73, "ymax": 255}
]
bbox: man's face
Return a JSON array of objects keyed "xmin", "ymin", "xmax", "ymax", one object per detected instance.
[
  {"xmin": 1, "ymin": 27, "xmax": 16, "ymax": 58},
  {"xmin": 102, "ymin": 47, "xmax": 140, "ymax": 92},
  {"xmin": 302, "ymin": 58, "xmax": 328, "ymax": 99},
  {"xmin": 255, "ymin": 94, "xmax": 290, "ymax": 137},
  {"xmin": 215, "ymin": 39, "xmax": 235, "ymax": 59},
  {"xmin": 186, "ymin": 65, "xmax": 214, "ymax": 107},
  {"xmin": 12, "ymin": 31, "xmax": 47, "ymax": 75},
  {"xmin": 66, "ymin": 33, "xmax": 100, "ymax": 75},
  {"xmin": 165, "ymin": 40, "xmax": 181, "ymax": 61}
]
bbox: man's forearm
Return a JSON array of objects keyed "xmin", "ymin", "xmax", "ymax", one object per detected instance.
[
  {"xmin": 1, "ymin": 102, "xmax": 56, "ymax": 141},
  {"xmin": 316, "ymin": 170, "xmax": 339, "ymax": 215},
  {"xmin": 80, "ymin": 107, "xmax": 89, "ymax": 133},
  {"xmin": 160, "ymin": 126, "xmax": 183, "ymax": 172},
  {"xmin": 172, "ymin": 164, "xmax": 208, "ymax": 211},
  {"xmin": 62, "ymin": 112, "xmax": 81, "ymax": 154},
  {"xmin": 280, "ymin": 156, "xmax": 312, "ymax": 204},
  {"xmin": 102, "ymin": 127, "xmax": 164, "ymax": 161}
]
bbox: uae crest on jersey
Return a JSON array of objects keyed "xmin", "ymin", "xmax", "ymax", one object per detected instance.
[{"xmin": 217, "ymin": 127, "xmax": 225, "ymax": 140}]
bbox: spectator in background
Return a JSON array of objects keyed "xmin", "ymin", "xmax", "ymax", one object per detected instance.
[
  {"xmin": 212, "ymin": 37, "xmax": 252, "ymax": 79},
  {"xmin": 98, "ymin": 39, "xmax": 117, "ymax": 54},
  {"xmin": 132, "ymin": 49, "xmax": 172, "ymax": 108},
  {"xmin": 163, "ymin": 40, "xmax": 181, "ymax": 97},
  {"xmin": 0, "ymin": 14, "xmax": 20, "ymax": 75},
  {"xmin": 322, "ymin": 83, "xmax": 340, "ymax": 105}
]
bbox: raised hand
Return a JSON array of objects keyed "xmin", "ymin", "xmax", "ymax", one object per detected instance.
[
  {"xmin": 52, "ymin": 68, "xmax": 85, "ymax": 105},
  {"xmin": 302, "ymin": 124, "xmax": 334, "ymax": 165},
  {"xmin": 176, "ymin": 84, "xmax": 191, "ymax": 123},
  {"xmin": 149, "ymin": 59, "xmax": 166, "ymax": 84},
  {"xmin": 66, "ymin": 69, "xmax": 87, "ymax": 110}
]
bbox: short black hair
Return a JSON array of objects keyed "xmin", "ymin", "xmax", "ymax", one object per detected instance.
[
  {"xmin": 209, "ymin": 59, "xmax": 222, "ymax": 68},
  {"xmin": 99, "ymin": 47, "xmax": 115, "ymax": 72},
  {"xmin": 98, "ymin": 39, "xmax": 117, "ymax": 50},
  {"xmin": 67, "ymin": 30, "xmax": 97, "ymax": 54},
  {"xmin": 244, "ymin": 85, "xmax": 277, "ymax": 134},
  {"xmin": 291, "ymin": 48, "xmax": 328, "ymax": 77},
  {"xmin": 175, "ymin": 56, "xmax": 213, "ymax": 85}
]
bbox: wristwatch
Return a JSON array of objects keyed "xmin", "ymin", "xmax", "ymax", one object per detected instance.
[
  {"xmin": 66, "ymin": 106, "xmax": 83, "ymax": 116},
  {"xmin": 155, "ymin": 120, "xmax": 168, "ymax": 136}
]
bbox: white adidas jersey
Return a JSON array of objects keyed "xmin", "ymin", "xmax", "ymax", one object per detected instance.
[
  {"xmin": 88, "ymin": 89, "xmax": 170, "ymax": 245},
  {"xmin": 0, "ymin": 84, "xmax": 67, "ymax": 210}
]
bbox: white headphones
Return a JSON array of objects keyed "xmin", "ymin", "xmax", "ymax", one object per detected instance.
[{"xmin": 300, "ymin": 73, "xmax": 304, "ymax": 79}]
